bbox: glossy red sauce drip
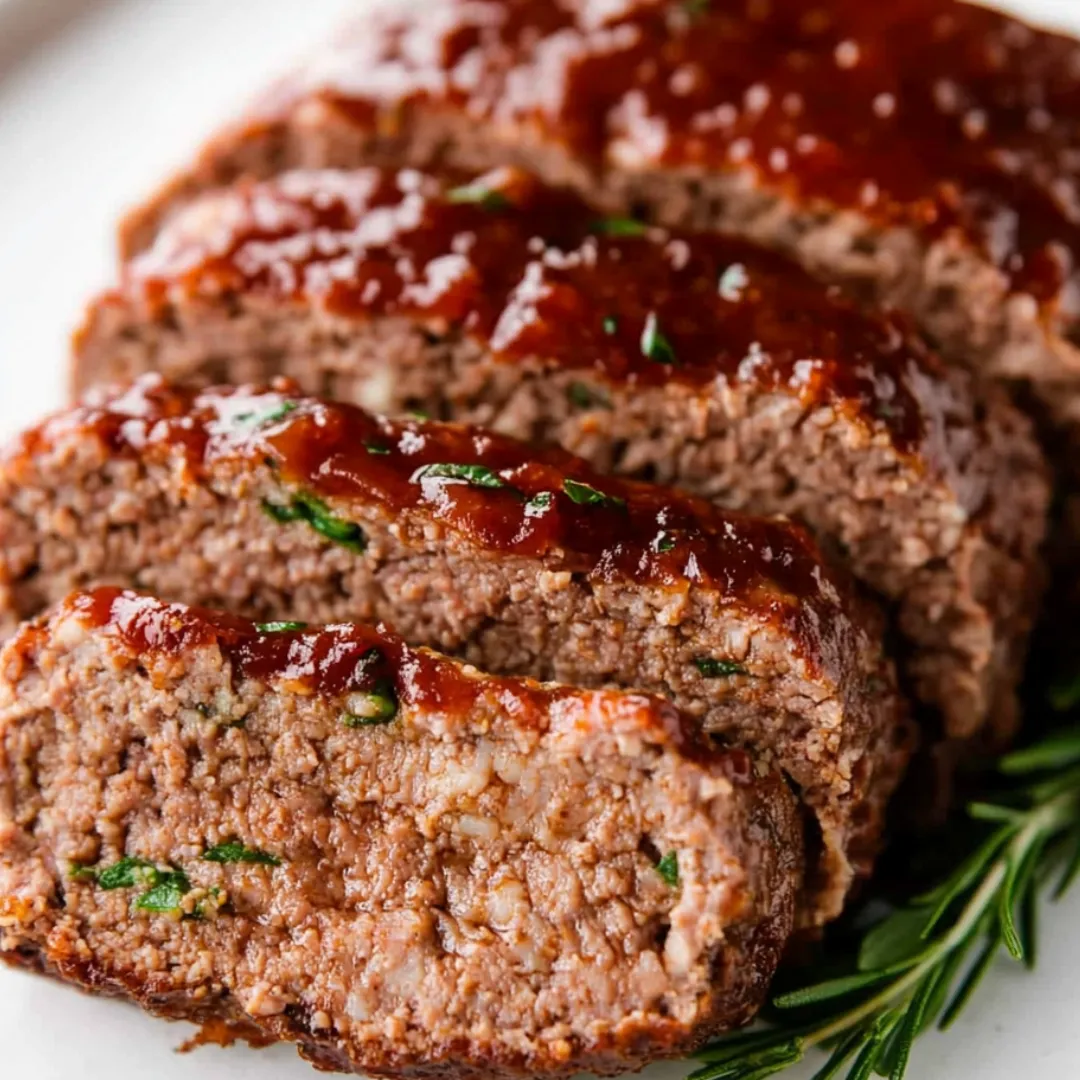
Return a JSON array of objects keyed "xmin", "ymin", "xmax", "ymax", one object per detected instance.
[
  {"xmin": 65, "ymin": 587, "xmax": 730, "ymax": 757},
  {"xmin": 36, "ymin": 379, "xmax": 844, "ymax": 660},
  {"xmin": 273, "ymin": 0, "xmax": 1080, "ymax": 306},
  {"xmin": 132, "ymin": 167, "xmax": 934, "ymax": 453}
]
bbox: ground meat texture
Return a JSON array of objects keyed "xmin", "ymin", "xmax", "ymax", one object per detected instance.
[
  {"xmin": 0, "ymin": 378, "xmax": 911, "ymax": 928},
  {"xmin": 76, "ymin": 168, "xmax": 1050, "ymax": 748},
  {"xmin": 115, "ymin": 0, "xmax": 1080, "ymax": 414},
  {"xmin": 0, "ymin": 588, "xmax": 803, "ymax": 1078}
]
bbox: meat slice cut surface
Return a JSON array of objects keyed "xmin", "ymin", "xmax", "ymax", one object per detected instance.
[
  {"xmin": 116, "ymin": 0, "xmax": 1080, "ymax": 411},
  {"xmin": 0, "ymin": 588, "xmax": 803, "ymax": 1079},
  {"xmin": 0, "ymin": 378, "xmax": 911, "ymax": 927},
  {"xmin": 77, "ymin": 167, "xmax": 1050, "ymax": 747}
]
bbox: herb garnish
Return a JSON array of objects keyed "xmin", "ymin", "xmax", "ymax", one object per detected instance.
[
  {"xmin": 93, "ymin": 857, "xmax": 160, "ymax": 891},
  {"xmin": 592, "ymin": 217, "xmax": 649, "ymax": 237},
  {"xmin": 234, "ymin": 401, "xmax": 298, "ymax": 427},
  {"xmin": 656, "ymin": 851, "xmax": 680, "ymax": 887},
  {"xmin": 562, "ymin": 478, "xmax": 626, "ymax": 509},
  {"xmin": 254, "ymin": 621, "xmax": 308, "ymax": 634},
  {"xmin": 567, "ymin": 382, "xmax": 611, "ymax": 410},
  {"xmin": 695, "ymin": 658, "xmax": 748, "ymax": 678},
  {"xmin": 692, "ymin": 723, "xmax": 1080, "ymax": 1080},
  {"xmin": 655, "ymin": 532, "xmax": 677, "ymax": 553},
  {"xmin": 262, "ymin": 493, "xmax": 367, "ymax": 553},
  {"xmin": 133, "ymin": 870, "xmax": 192, "ymax": 915},
  {"xmin": 602, "ymin": 315, "xmax": 620, "ymax": 336},
  {"xmin": 446, "ymin": 183, "xmax": 510, "ymax": 211},
  {"xmin": 203, "ymin": 841, "xmax": 282, "ymax": 867},
  {"xmin": 526, "ymin": 491, "xmax": 555, "ymax": 514},
  {"xmin": 641, "ymin": 312, "xmax": 678, "ymax": 365},
  {"xmin": 71, "ymin": 857, "xmax": 195, "ymax": 916},
  {"xmin": 364, "ymin": 441, "xmax": 392, "ymax": 456},
  {"xmin": 414, "ymin": 463, "xmax": 508, "ymax": 489}
]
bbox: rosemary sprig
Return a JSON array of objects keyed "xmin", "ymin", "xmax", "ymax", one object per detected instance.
[{"xmin": 692, "ymin": 726, "xmax": 1080, "ymax": 1080}]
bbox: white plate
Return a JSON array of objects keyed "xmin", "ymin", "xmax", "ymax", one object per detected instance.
[{"xmin": 2, "ymin": 1, "xmax": 1080, "ymax": 1077}]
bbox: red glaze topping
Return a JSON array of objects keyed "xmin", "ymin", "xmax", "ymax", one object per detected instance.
[
  {"xmin": 56, "ymin": 586, "xmax": 748, "ymax": 765},
  {"xmin": 129, "ymin": 167, "xmax": 944, "ymax": 454},
  {"xmin": 259, "ymin": 0, "xmax": 1080, "ymax": 310},
  {"xmin": 17, "ymin": 377, "xmax": 864, "ymax": 675}
]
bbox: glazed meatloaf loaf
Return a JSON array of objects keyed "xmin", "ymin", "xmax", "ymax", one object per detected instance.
[
  {"xmin": 0, "ymin": 377, "xmax": 910, "ymax": 927},
  {"xmin": 0, "ymin": 587, "xmax": 804, "ymax": 1078},
  {"xmin": 117, "ymin": 0, "xmax": 1080, "ymax": 411},
  {"xmin": 76, "ymin": 167, "xmax": 1050, "ymax": 745}
]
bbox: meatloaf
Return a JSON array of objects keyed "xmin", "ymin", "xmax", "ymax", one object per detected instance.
[
  {"xmin": 116, "ymin": 0, "xmax": 1080, "ymax": 408},
  {"xmin": 0, "ymin": 587, "xmax": 803, "ymax": 1078},
  {"xmin": 0, "ymin": 377, "xmax": 910, "ymax": 927},
  {"xmin": 77, "ymin": 167, "xmax": 1050, "ymax": 745}
]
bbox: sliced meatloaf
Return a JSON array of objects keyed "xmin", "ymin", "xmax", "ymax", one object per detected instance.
[
  {"xmin": 0, "ymin": 378, "xmax": 910, "ymax": 927},
  {"xmin": 0, "ymin": 587, "xmax": 803, "ymax": 1078},
  {"xmin": 77, "ymin": 167, "xmax": 1050, "ymax": 746},
  {"xmin": 116, "ymin": 0, "xmax": 1080, "ymax": 406}
]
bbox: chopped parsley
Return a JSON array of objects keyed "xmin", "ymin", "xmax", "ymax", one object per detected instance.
[
  {"xmin": 656, "ymin": 851, "xmax": 680, "ymax": 887},
  {"xmin": 592, "ymin": 217, "xmax": 649, "ymax": 237},
  {"xmin": 526, "ymin": 491, "xmax": 555, "ymax": 514},
  {"xmin": 68, "ymin": 863, "xmax": 99, "ymax": 881},
  {"xmin": 695, "ymin": 658, "xmax": 748, "ymax": 678},
  {"xmin": 254, "ymin": 621, "xmax": 308, "ymax": 634},
  {"xmin": 562, "ymin": 478, "xmax": 626, "ymax": 509},
  {"xmin": 74, "ymin": 857, "xmax": 195, "ymax": 916},
  {"xmin": 133, "ymin": 870, "xmax": 192, "ymax": 915},
  {"xmin": 414, "ymin": 463, "xmax": 508, "ymax": 489},
  {"xmin": 446, "ymin": 183, "xmax": 510, "ymax": 211},
  {"xmin": 203, "ymin": 841, "xmax": 282, "ymax": 867},
  {"xmin": 641, "ymin": 312, "xmax": 678, "ymax": 365},
  {"xmin": 567, "ymin": 382, "xmax": 611, "ymax": 410},
  {"xmin": 654, "ymin": 532, "xmax": 677, "ymax": 553},
  {"xmin": 261, "ymin": 493, "xmax": 367, "ymax": 553},
  {"xmin": 235, "ymin": 401, "xmax": 298, "ymax": 427},
  {"xmin": 602, "ymin": 315, "xmax": 620, "ymax": 336},
  {"xmin": 94, "ymin": 857, "xmax": 161, "ymax": 891},
  {"xmin": 364, "ymin": 441, "xmax": 392, "ymax": 456}
]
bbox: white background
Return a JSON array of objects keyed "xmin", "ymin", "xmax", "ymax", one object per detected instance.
[{"xmin": 1, "ymin": 1, "xmax": 1080, "ymax": 1077}]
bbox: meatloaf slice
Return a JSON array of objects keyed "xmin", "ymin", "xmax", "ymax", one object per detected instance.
[
  {"xmin": 0, "ymin": 377, "xmax": 910, "ymax": 927},
  {"xmin": 116, "ymin": 0, "xmax": 1080, "ymax": 406},
  {"xmin": 77, "ymin": 167, "xmax": 1050, "ymax": 746},
  {"xmin": 0, "ymin": 587, "xmax": 803, "ymax": 1078}
]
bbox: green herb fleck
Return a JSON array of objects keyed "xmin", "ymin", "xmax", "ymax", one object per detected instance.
[
  {"xmin": 68, "ymin": 863, "xmax": 98, "ymax": 881},
  {"xmin": 235, "ymin": 401, "xmax": 298, "ymax": 427},
  {"xmin": 656, "ymin": 851, "xmax": 680, "ymax": 887},
  {"xmin": 446, "ymin": 183, "xmax": 510, "ymax": 211},
  {"xmin": 342, "ymin": 683, "xmax": 399, "ymax": 728},
  {"xmin": 526, "ymin": 491, "xmax": 555, "ymax": 515},
  {"xmin": 262, "ymin": 494, "xmax": 367, "ymax": 553},
  {"xmin": 602, "ymin": 315, "xmax": 620, "ymax": 335},
  {"xmin": 562, "ymin": 479, "xmax": 626, "ymax": 509},
  {"xmin": 133, "ymin": 870, "xmax": 192, "ymax": 915},
  {"xmin": 641, "ymin": 312, "xmax": 678, "ymax": 365},
  {"xmin": 567, "ymin": 382, "xmax": 611, "ymax": 410},
  {"xmin": 654, "ymin": 532, "xmax": 677, "ymax": 553},
  {"xmin": 203, "ymin": 841, "xmax": 282, "ymax": 867},
  {"xmin": 695, "ymin": 658, "xmax": 748, "ymax": 678},
  {"xmin": 96, "ymin": 857, "xmax": 161, "ymax": 891},
  {"xmin": 254, "ymin": 621, "xmax": 308, "ymax": 634},
  {"xmin": 414, "ymin": 463, "xmax": 508, "ymax": 489},
  {"xmin": 592, "ymin": 217, "xmax": 649, "ymax": 237},
  {"xmin": 364, "ymin": 441, "xmax": 392, "ymax": 456},
  {"xmin": 408, "ymin": 409, "xmax": 431, "ymax": 422}
]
